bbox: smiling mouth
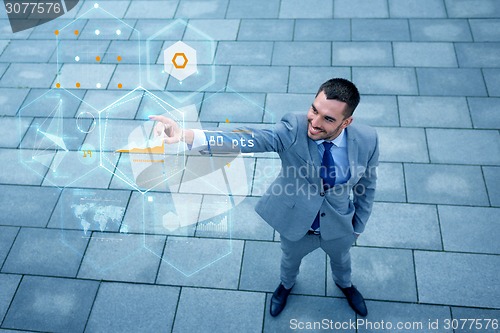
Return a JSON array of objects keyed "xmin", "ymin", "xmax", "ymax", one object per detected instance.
[{"xmin": 308, "ymin": 123, "xmax": 324, "ymax": 135}]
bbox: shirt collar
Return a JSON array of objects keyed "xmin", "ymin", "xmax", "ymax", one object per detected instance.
[{"xmin": 315, "ymin": 129, "xmax": 346, "ymax": 148}]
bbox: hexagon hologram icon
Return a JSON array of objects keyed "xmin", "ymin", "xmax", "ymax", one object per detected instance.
[
  {"xmin": 164, "ymin": 41, "xmax": 197, "ymax": 81},
  {"xmin": 98, "ymin": 87, "xmax": 186, "ymax": 193}
]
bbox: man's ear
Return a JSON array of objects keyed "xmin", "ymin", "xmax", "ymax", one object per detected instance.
[{"xmin": 343, "ymin": 116, "xmax": 353, "ymax": 128}]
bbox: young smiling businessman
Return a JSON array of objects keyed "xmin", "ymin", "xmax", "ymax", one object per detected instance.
[{"xmin": 150, "ymin": 78, "xmax": 379, "ymax": 317}]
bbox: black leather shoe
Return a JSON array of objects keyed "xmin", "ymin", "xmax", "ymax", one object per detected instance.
[
  {"xmin": 270, "ymin": 283, "xmax": 292, "ymax": 317},
  {"xmin": 335, "ymin": 283, "xmax": 368, "ymax": 316}
]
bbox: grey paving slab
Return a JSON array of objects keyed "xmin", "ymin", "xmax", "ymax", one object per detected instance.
[
  {"xmin": 0, "ymin": 274, "xmax": 21, "ymax": 324},
  {"xmin": 184, "ymin": 19, "xmax": 239, "ymax": 40},
  {"xmin": 483, "ymin": 166, "xmax": 500, "ymax": 207},
  {"xmin": 415, "ymin": 251, "xmax": 500, "ymax": 308},
  {"xmin": 353, "ymin": 67, "xmax": 418, "ymax": 95},
  {"xmin": 334, "ymin": 0, "xmax": 388, "ymax": 18},
  {"xmin": 0, "ymin": 40, "xmax": 7, "ymax": 55},
  {"xmin": 394, "ymin": 42, "xmax": 458, "ymax": 67},
  {"xmin": 405, "ymin": 163, "xmax": 489, "ymax": 206},
  {"xmin": 456, "ymin": 43, "xmax": 500, "ymax": 68},
  {"xmin": 227, "ymin": 0, "xmax": 280, "ymax": 18},
  {"xmin": 359, "ymin": 202, "xmax": 442, "ymax": 250},
  {"xmin": 352, "ymin": 19, "xmax": 410, "ymax": 41},
  {"xmin": 28, "ymin": 19, "xmax": 86, "ymax": 40},
  {"xmin": 20, "ymin": 117, "xmax": 88, "ymax": 151},
  {"xmin": 417, "ymin": 68, "xmax": 488, "ymax": 97},
  {"xmin": 0, "ymin": 116, "xmax": 31, "ymax": 148},
  {"xmin": 50, "ymin": 40, "xmax": 111, "ymax": 64},
  {"xmin": 399, "ymin": 96, "xmax": 472, "ymax": 128},
  {"xmin": 84, "ymin": 118, "xmax": 147, "ymax": 151},
  {"xmin": 215, "ymin": 41, "xmax": 273, "ymax": 65},
  {"xmin": 0, "ymin": 149, "xmax": 48, "ymax": 185},
  {"xmin": 133, "ymin": 19, "xmax": 184, "ymax": 40},
  {"xmin": 0, "ymin": 20, "xmax": 31, "ymax": 39},
  {"xmin": 427, "ymin": 129, "xmax": 500, "ymax": 165},
  {"xmin": 273, "ymin": 42, "xmax": 331, "ymax": 66},
  {"xmin": 200, "ymin": 91, "xmax": 265, "ymax": 122},
  {"xmin": 349, "ymin": 95, "xmax": 399, "ymax": 127},
  {"xmin": 376, "ymin": 127, "xmax": 429, "ymax": 163},
  {"xmin": 0, "ymin": 88, "xmax": 29, "ymax": 116},
  {"xmin": 85, "ymin": 282, "xmax": 180, "ymax": 333},
  {"xmin": 295, "ymin": 19, "xmax": 350, "ymax": 41},
  {"xmin": 375, "ymin": 162, "xmax": 406, "ymax": 202},
  {"xmin": 389, "ymin": 0, "xmax": 447, "ymax": 18},
  {"xmin": 173, "ymin": 287, "xmax": 265, "ymax": 333},
  {"xmin": 77, "ymin": 1, "xmax": 130, "ymax": 19},
  {"xmin": 251, "ymin": 158, "xmax": 282, "ymax": 196},
  {"xmin": 332, "ymin": 42, "xmax": 393, "ymax": 67},
  {"xmin": 197, "ymin": 196, "xmax": 275, "ymax": 241},
  {"xmin": 451, "ymin": 307, "xmax": 500, "ymax": 333},
  {"xmin": 122, "ymin": 191, "xmax": 200, "ymax": 236},
  {"xmin": 107, "ymin": 64, "xmax": 148, "ymax": 91},
  {"xmin": 135, "ymin": 91, "xmax": 202, "ymax": 120},
  {"xmin": 2, "ymin": 228, "xmax": 88, "ymax": 277},
  {"xmin": 157, "ymin": 237, "xmax": 243, "ymax": 288},
  {"xmin": 78, "ymin": 89, "xmax": 142, "ymax": 119},
  {"xmin": 327, "ymin": 247, "xmax": 417, "ymax": 302},
  {"xmin": 42, "ymin": 152, "xmax": 117, "ymax": 189},
  {"xmin": 0, "ymin": 40, "xmax": 56, "ymax": 63},
  {"xmin": 0, "ymin": 226, "xmax": 18, "ymax": 267},
  {"xmin": 19, "ymin": 88, "xmax": 85, "ymax": 117},
  {"xmin": 239, "ymin": 240, "xmax": 327, "ymax": 296},
  {"xmin": 445, "ymin": 0, "xmax": 500, "ymax": 18},
  {"xmin": 228, "ymin": 66, "xmax": 288, "ymax": 93},
  {"xmin": 78, "ymin": 232, "xmax": 164, "ymax": 283},
  {"xmin": 288, "ymin": 67, "xmax": 351, "ymax": 94},
  {"xmin": 263, "ymin": 294, "xmax": 355, "ymax": 333},
  {"xmin": 166, "ymin": 65, "xmax": 229, "ymax": 93},
  {"xmin": 102, "ymin": 40, "xmax": 162, "ymax": 65},
  {"xmin": 468, "ymin": 98, "xmax": 500, "ymax": 129},
  {"xmin": 48, "ymin": 188, "xmax": 130, "ymax": 234},
  {"xmin": 279, "ymin": 0, "xmax": 332, "ymax": 18},
  {"xmin": 409, "ymin": 19, "xmax": 473, "ymax": 42},
  {"xmin": 439, "ymin": 205, "xmax": 500, "ymax": 254},
  {"xmin": 264, "ymin": 94, "xmax": 311, "ymax": 122},
  {"xmin": 78, "ymin": 19, "xmax": 136, "ymax": 40},
  {"xmin": 57, "ymin": 63, "xmax": 116, "ymax": 90},
  {"xmin": 0, "ymin": 185, "xmax": 60, "ymax": 227},
  {"xmin": 0, "ymin": 64, "xmax": 56, "ymax": 89},
  {"xmin": 2, "ymin": 276, "xmax": 98, "ymax": 333},
  {"xmin": 469, "ymin": 19, "xmax": 500, "ymax": 42},
  {"xmin": 237, "ymin": 19, "xmax": 293, "ymax": 41},
  {"xmin": 483, "ymin": 69, "xmax": 500, "ymax": 97},
  {"xmin": 175, "ymin": 0, "xmax": 229, "ymax": 18},
  {"xmin": 359, "ymin": 301, "xmax": 452, "ymax": 332},
  {"xmin": 124, "ymin": 0, "xmax": 178, "ymax": 19}
]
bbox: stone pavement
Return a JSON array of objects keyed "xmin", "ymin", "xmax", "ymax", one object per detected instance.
[{"xmin": 0, "ymin": 0, "xmax": 499, "ymax": 332}]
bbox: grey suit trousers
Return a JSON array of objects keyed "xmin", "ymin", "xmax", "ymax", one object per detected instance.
[{"xmin": 280, "ymin": 232, "xmax": 357, "ymax": 290}]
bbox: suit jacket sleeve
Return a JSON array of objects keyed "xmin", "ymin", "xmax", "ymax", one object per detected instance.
[
  {"xmin": 352, "ymin": 131, "xmax": 379, "ymax": 234},
  {"xmin": 196, "ymin": 113, "xmax": 299, "ymax": 155}
]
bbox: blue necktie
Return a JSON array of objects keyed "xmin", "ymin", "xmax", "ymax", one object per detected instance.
[{"xmin": 311, "ymin": 142, "xmax": 336, "ymax": 230}]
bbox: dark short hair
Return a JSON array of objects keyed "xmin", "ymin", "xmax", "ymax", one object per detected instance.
[{"xmin": 316, "ymin": 78, "xmax": 360, "ymax": 118}]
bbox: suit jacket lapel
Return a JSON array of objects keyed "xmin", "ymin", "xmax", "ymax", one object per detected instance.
[{"xmin": 307, "ymin": 137, "xmax": 321, "ymax": 166}]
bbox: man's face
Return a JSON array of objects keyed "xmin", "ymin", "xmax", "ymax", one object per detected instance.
[{"xmin": 307, "ymin": 91, "xmax": 353, "ymax": 141}]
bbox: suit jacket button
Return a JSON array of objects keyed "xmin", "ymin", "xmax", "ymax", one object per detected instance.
[
  {"xmin": 320, "ymin": 192, "xmax": 325, "ymax": 197},
  {"xmin": 320, "ymin": 213, "xmax": 326, "ymax": 217}
]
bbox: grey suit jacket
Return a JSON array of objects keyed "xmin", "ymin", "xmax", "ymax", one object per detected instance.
[{"xmin": 201, "ymin": 112, "xmax": 379, "ymax": 241}]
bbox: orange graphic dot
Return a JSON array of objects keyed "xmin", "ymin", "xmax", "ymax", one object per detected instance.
[
  {"xmin": 76, "ymin": 82, "xmax": 81, "ymax": 88},
  {"xmin": 74, "ymin": 30, "xmax": 79, "ymax": 35},
  {"xmin": 95, "ymin": 56, "xmax": 101, "ymax": 62},
  {"xmin": 55, "ymin": 83, "xmax": 61, "ymax": 88},
  {"xmin": 54, "ymin": 30, "xmax": 59, "ymax": 35},
  {"xmin": 117, "ymin": 83, "xmax": 123, "ymax": 89},
  {"xmin": 117, "ymin": 56, "xmax": 122, "ymax": 62}
]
